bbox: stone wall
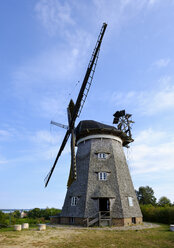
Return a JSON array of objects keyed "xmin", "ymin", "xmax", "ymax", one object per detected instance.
[
  {"xmin": 50, "ymin": 216, "xmax": 142, "ymax": 226},
  {"xmin": 60, "ymin": 217, "xmax": 85, "ymax": 226}
]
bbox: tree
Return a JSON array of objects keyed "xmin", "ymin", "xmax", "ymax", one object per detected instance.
[
  {"xmin": 28, "ymin": 208, "xmax": 41, "ymax": 219},
  {"xmin": 0, "ymin": 211, "xmax": 8, "ymax": 227},
  {"xmin": 158, "ymin": 196, "xmax": 171, "ymax": 207},
  {"xmin": 137, "ymin": 186, "xmax": 156, "ymax": 205},
  {"xmin": 13, "ymin": 210, "xmax": 20, "ymax": 218}
]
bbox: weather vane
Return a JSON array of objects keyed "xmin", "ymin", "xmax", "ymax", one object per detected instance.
[{"xmin": 113, "ymin": 110, "xmax": 134, "ymax": 139}]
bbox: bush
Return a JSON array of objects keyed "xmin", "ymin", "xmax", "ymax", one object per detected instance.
[
  {"xmin": 27, "ymin": 208, "xmax": 61, "ymax": 220},
  {"xmin": 0, "ymin": 211, "xmax": 8, "ymax": 228},
  {"xmin": 141, "ymin": 204, "xmax": 174, "ymax": 224}
]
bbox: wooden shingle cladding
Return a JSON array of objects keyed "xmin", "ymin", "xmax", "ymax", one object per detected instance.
[{"xmin": 59, "ymin": 121, "xmax": 142, "ymax": 226}]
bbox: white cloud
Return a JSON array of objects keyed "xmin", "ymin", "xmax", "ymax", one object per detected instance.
[
  {"xmin": 110, "ymin": 76, "xmax": 174, "ymax": 115},
  {"xmin": 148, "ymin": 0, "xmax": 160, "ymax": 6},
  {"xmin": 0, "ymin": 130, "xmax": 11, "ymax": 140},
  {"xmin": 0, "ymin": 160, "xmax": 8, "ymax": 165},
  {"xmin": 135, "ymin": 128, "xmax": 166, "ymax": 144},
  {"xmin": 93, "ymin": 0, "xmax": 161, "ymax": 31},
  {"xmin": 13, "ymin": 0, "xmax": 163, "ymax": 103},
  {"xmin": 31, "ymin": 130, "xmax": 61, "ymax": 144},
  {"xmin": 13, "ymin": 47, "xmax": 80, "ymax": 91},
  {"xmin": 128, "ymin": 128, "xmax": 174, "ymax": 175},
  {"xmin": 34, "ymin": 0, "xmax": 92, "ymax": 51},
  {"xmin": 153, "ymin": 58, "xmax": 170, "ymax": 68},
  {"xmin": 29, "ymin": 129, "xmax": 70, "ymax": 161},
  {"xmin": 39, "ymin": 95, "xmax": 69, "ymax": 120},
  {"xmin": 13, "ymin": 2, "xmax": 93, "ymax": 101},
  {"xmin": 35, "ymin": 0, "xmax": 75, "ymax": 36}
]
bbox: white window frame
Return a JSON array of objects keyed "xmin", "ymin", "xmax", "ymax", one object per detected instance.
[
  {"xmin": 97, "ymin": 153, "xmax": 107, "ymax": 159},
  {"xmin": 71, "ymin": 196, "xmax": 77, "ymax": 206},
  {"xmin": 128, "ymin": 197, "xmax": 133, "ymax": 207},
  {"xmin": 98, "ymin": 172, "xmax": 107, "ymax": 181}
]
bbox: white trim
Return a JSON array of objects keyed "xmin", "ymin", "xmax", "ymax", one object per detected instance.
[
  {"xmin": 71, "ymin": 196, "xmax": 77, "ymax": 206},
  {"xmin": 98, "ymin": 153, "xmax": 107, "ymax": 159},
  {"xmin": 128, "ymin": 197, "xmax": 133, "ymax": 207},
  {"xmin": 98, "ymin": 172, "xmax": 107, "ymax": 180},
  {"xmin": 77, "ymin": 134, "xmax": 122, "ymax": 145}
]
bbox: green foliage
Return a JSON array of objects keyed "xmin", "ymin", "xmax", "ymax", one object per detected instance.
[
  {"xmin": 13, "ymin": 210, "xmax": 21, "ymax": 218},
  {"xmin": 0, "ymin": 211, "xmax": 8, "ymax": 227},
  {"xmin": 158, "ymin": 196, "xmax": 171, "ymax": 207},
  {"xmin": 27, "ymin": 208, "xmax": 61, "ymax": 219},
  {"xmin": 137, "ymin": 186, "xmax": 156, "ymax": 205},
  {"xmin": 0, "ymin": 208, "xmax": 61, "ymax": 229},
  {"xmin": 141, "ymin": 204, "xmax": 174, "ymax": 224}
]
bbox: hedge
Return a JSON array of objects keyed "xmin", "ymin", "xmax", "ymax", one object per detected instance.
[{"xmin": 141, "ymin": 204, "xmax": 174, "ymax": 224}]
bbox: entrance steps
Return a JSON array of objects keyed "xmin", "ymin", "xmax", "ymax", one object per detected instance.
[{"xmin": 86, "ymin": 211, "xmax": 111, "ymax": 227}]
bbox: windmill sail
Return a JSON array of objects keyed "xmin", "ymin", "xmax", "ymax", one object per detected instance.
[
  {"xmin": 44, "ymin": 23, "xmax": 107, "ymax": 187},
  {"xmin": 67, "ymin": 129, "xmax": 76, "ymax": 187}
]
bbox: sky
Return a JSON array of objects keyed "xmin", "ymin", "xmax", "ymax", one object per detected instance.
[{"xmin": 0, "ymin": 0, "xmax": 174, "ymax": 209}]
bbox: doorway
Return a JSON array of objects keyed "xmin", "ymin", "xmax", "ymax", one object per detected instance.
[{"xmin": 99, "ymin": 198, "xmax": 110, "ymax": 215}]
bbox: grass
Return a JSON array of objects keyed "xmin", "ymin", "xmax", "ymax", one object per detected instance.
[{"xmin": 0, "ymin": 224, "xmax": 174, "ymax": 247}]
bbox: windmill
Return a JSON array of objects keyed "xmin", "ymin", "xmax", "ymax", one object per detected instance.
[
  {"xmin": 46, "ymin": 23, "xmax": 143, "ymax": 227},
  {"xmin": 45, "ymin": 23, "xmax": 107, "ymax": 188}
]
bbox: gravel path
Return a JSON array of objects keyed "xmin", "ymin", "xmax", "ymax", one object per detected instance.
[{"xmin": 48, "ymin": 222, "xmax": 160, "ymax": 231}]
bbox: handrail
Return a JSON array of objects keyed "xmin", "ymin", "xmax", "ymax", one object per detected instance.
[
  {"xmin": 99, "ymin": 211, "xmax": 110, "ymax": 218},
  {"xmin": 83, "ymin": 212, "xmax": 99, "ymax": 222},
  {"xmin": 83, "ymin": 211, "xmax": 113, "ymax": 227}
]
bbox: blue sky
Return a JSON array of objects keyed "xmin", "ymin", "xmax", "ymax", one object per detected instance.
[{"xmin": 1, "ymin": 0, "xmax": 174, "ymax": 209}]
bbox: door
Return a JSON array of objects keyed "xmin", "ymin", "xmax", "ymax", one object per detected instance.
[{"xmin": 99, "ymin": 198, "xmax": 110, "ymax": 215}]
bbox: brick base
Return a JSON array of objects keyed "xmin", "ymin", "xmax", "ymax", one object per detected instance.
[{"xmin": 50, "ymin": 216, "xmax": 143, "ymax": 227}]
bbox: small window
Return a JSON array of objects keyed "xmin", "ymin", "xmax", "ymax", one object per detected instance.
[
  {"xmin": 71, "ymin": 197, "xmax": 77, "ymax": 206},
  {"xmin": 98, "ymin": 172, "xmax": 107, "ymax": 180},
  {"xmin": 98, "ymin": 153, "xmax": 107, "ymax": 159},
  {"xmin": 128, "ymin": 197, "xmax": 133, "ymax": 207}
]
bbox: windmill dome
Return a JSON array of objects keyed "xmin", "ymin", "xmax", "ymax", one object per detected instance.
[{"xmin": 75, "ymin": 120, "xmax": 133, "ymax": 147}]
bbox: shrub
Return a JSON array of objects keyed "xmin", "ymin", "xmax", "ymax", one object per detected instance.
[
  {"xmin": 0, "ymin": 211, "xmax": 8, "ymax": 228},
  {"xmin": 141, "ymin": 205, "xmax": 174, "ymax": 224},
  {"xmin": 27, "ymin": 208, "xmax": 61, "ymax": 220}
]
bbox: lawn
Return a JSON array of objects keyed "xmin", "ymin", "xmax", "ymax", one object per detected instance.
[{"xmin": 0, "ymin": 224, "xmax": 174, "ymax": 248}]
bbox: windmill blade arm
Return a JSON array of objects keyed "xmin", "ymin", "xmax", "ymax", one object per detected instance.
[
  {"xmin": 70, "ymin": 23, "xmax": 107, "ymax": 127},
  {"xmin": 44, "ymin": 23, "xmax": 107, "ymax": 187},
  {"xmin": 50, "ymin": 120, "xmax": 69, "ymax": 130},
  {"xmin": 44, "ymin": 130, "xmax": 70, "ymax": 187}
]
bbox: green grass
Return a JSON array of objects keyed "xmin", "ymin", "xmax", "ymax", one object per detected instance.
[{"xmin": 0, "ymin": 224, "xmax": 174, "ymax": 248}]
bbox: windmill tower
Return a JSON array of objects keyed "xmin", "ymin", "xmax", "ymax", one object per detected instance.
[{"xmin": 45, "ymin": 23, "xmax": 142, "ymax": 226}]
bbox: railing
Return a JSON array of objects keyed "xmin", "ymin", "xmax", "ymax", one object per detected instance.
[
  {"xmin": 84, "ymin": 212, "xmax": 99, "ymax": 227},
  {"xmin": 99, "ymin": 211, "xmax": 110, "ymax": 218},
  {"xmin": 84, "ymin": 211, "xmax": 112, "ymax": 227}
]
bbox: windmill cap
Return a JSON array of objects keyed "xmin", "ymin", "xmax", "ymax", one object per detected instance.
[{"xmin": 75, "ymin": 120, "xmax": 133, "ymax": 147}]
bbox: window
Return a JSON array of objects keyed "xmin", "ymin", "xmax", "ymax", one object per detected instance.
[
  {"xmin": 128, "ymin": 197, "xmax": 133, "ymax": 207},
  {"xmin": 98, "ymin": 172, "xmax": 107, "ymax": 180},
  {"xmin": 71, "ymin": 197, "xmax": 78, "ymax": 206},
  {"xmin": 98, "ymin": 153, "xmax": 107, "ymax": 159}
]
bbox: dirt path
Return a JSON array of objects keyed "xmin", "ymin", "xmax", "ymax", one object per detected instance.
[{"xmin": 49, "ymin": 222, "xmax": 160, "ymax": 230}]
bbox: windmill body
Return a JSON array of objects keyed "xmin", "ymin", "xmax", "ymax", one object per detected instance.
[{"xmin": 52, "ymin": 121, "xmax": 142, "ymax": 226}]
